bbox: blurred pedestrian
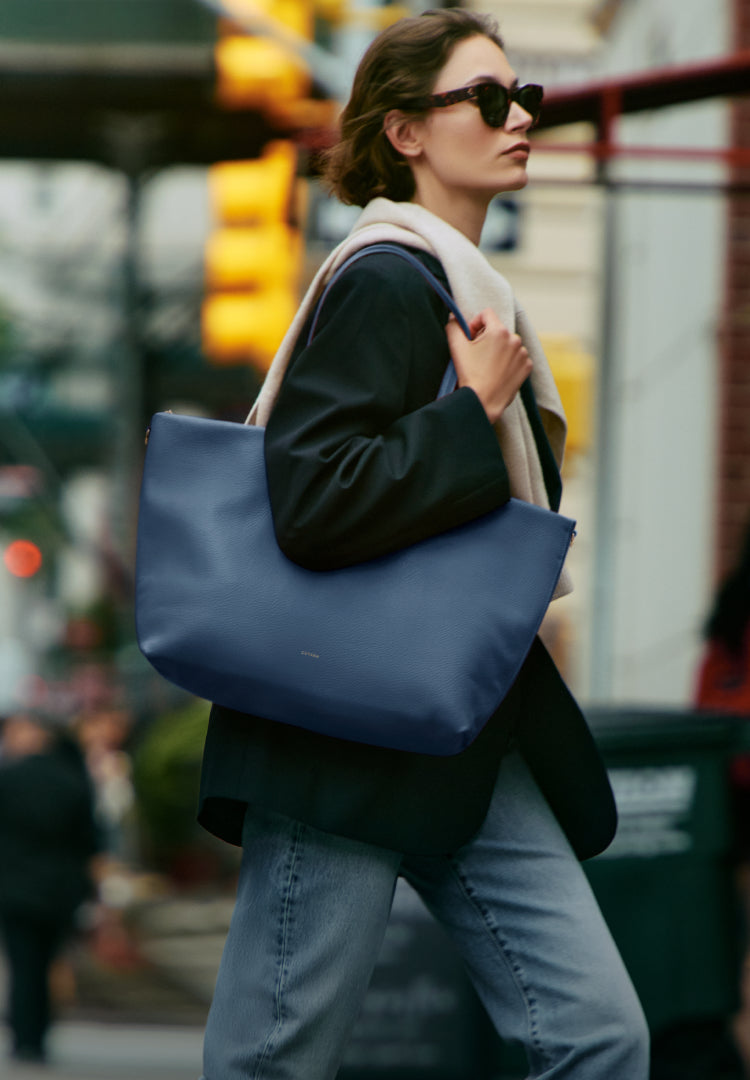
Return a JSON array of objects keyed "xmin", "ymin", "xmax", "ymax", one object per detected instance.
[
  {"xmin": 695, "ymin": 515, "xmax": 750, "ymax": 715},
  {"xmin": 0, "ymin": 711, "xmax": 100, "ymax": 1065},
  {"xmin": 197, "ymin": 10, "xmax": 648, "ymax": 1079},
  {"xmin": 75, "ymin": 705, "xmax": 136, "ymax": 861}
]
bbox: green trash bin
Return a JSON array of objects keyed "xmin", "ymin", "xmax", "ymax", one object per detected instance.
[{"xmin": 585, "ymin": 707, "xmax": 749, "ymax": 1036}]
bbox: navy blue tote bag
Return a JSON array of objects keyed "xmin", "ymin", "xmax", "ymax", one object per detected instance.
[{"xmin": 136, "ymin": 245, "xmax": 575, "ymax": 756}]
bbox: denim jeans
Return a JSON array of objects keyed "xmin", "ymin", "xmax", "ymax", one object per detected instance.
[{"xmin": 201, "ymin": 749, "xmax": 649, "ymax": 1079}]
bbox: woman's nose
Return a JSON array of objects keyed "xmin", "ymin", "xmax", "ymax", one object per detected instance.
[{"xmin": 506, "ymin": 102, "xmax": 534, "ymax": 132}]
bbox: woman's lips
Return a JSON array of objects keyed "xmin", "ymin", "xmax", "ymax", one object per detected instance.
[{"xmin": 503, "ymin": 142, "xmax": 530, "ymax": 159}]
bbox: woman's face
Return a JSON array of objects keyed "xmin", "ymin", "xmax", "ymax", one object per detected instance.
[{"xmin": 409, "ymin": 35, "xmax": 534, "ymax": 204}]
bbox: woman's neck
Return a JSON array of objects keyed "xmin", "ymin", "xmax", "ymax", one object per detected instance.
[{"xmin": 410, "ymin": 180, "xmax": 489, "ymax": 246}]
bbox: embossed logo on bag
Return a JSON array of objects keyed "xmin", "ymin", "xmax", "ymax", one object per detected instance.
[{"xmin": 301, "ymin": 650, "xmax": 320, "ymax": 659}]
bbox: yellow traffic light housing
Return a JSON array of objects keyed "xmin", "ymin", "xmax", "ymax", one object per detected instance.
[
  {"xmin": 203, "ymin": 290, "xmax": 299, "ymax": 366},
  {"xmin": 205, "ymin": 223, "xmax": 302, "ymax": 291},
  {"xmin": 208, "ymin": 142, "xmax": 297, "ymax": 224},
  {"xmin": 205, "ymin": 0, "xmax": 328, "ymax": 373},
  {"xmin": 215, "ymin": 0, "xmax": 315, "ymax": 124},
  {"xmin": 202, "ymin": 141, "xmax": 303, "ymax": 372},
  {"xmin": 216, "ymin": 36, "xmax": 311, "ymax": 113}
]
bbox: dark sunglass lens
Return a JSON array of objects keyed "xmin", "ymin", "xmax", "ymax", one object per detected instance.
[
  {"xmin": 477, "ymin": 84, "xmax": 510, "ymax": 127},
  {"xmin": 516, "ymin": 85, "xmax": 543, "ymax": 124}
]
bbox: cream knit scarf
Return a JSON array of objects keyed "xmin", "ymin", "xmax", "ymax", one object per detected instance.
[{"xmin": 248, "ymin": 197, "xmax": 572, "ymax": 597}]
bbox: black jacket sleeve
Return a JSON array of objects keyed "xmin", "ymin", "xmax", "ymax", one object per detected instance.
[{"xmin": 264, "ymin": 249, "xmax": 511, "ymax": 570}]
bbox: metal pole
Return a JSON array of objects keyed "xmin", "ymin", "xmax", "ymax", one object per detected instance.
[
  {"xmin": 589, "ymin": 96, "xmax": 621, "ymax": 702},
  {"xmin": 104, "ymin": 119, "xmax": 151, "ymax": 587},
  {"xmin": 589, "ymin": 182, "xmax": 618, "ymax": 702}
]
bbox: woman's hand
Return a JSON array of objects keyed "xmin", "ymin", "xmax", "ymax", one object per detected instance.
[{"xmin": 445, "ymin": 309, "xmax": 532, "ymax": 424}]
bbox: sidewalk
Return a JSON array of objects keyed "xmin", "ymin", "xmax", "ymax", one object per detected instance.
[
  {"xmin": 1, "ymin": 1020, "xmax": 205, "ymax": 1079},
  {"xmin": 70, "ymin": 894, "xmax": 234, "ymax": 1025},
  {"xmin": 0, "ymin": 894, "xmax": 229, "ymax": 1076}
]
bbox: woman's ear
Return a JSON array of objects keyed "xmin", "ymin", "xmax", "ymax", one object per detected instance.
[{"xmin": 383, "ymin": 110, "xmax": 423, "ymax": 160}]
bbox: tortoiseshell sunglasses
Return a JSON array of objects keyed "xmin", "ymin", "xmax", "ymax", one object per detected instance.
[{"xmin": 424, "ymin": 82, "xmax": 544, "ymax": 129}]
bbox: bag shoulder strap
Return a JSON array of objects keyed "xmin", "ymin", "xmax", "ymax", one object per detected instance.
[{"xmin": 307, "ymin": 242, "xmax": 471, "ymax": 398}]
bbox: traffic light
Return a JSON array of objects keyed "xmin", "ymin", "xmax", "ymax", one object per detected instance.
[
  {"xmin": 3, "ymin": 539, "xmax": 43, "ymax": 579},
  {"xmin": 216, "ymin": 22, "xmax": 310, "ymax": 122},
  {"xmin": 215, "ymin": 0, "xmax": 335, "ymax": 128},
  {"xmin": 203, "ymin": 0, "xmax": 321, "ymax": 372},
  {"xmin": 202, "ymin": 140, "xmax": 304, "ymax": 369}
]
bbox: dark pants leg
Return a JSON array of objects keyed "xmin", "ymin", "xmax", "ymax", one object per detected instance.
[{"xmin": 1, "ymin": 911, "xmax": 67, "ymax": 1059}]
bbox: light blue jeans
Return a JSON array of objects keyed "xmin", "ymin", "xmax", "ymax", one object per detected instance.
[{"xmin": 201, "ymin": 750, "xmax": 649, "ymax": 1079}]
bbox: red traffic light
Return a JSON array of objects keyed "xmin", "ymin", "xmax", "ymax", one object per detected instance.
[{"xmin": 3, "ymin": 539, "xmax": 43, "ymax": 578}]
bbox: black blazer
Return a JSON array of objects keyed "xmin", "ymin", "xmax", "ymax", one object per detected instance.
[{"xmin": 198, "ymin": 247, "xmax": 616, "ymax": 860}]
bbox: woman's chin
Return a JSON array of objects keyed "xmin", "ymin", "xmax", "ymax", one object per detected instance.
[
  {"xmin": 491, "ymin": 170, "xmax": 529, "ymax": 196},
  {"xmin": 502, "ymin": 166, "xmax": 530, "ymax": 191}
]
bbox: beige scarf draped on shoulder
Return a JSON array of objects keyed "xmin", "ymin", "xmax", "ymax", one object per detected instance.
[{"xmin": 248, "ymin": 198, "xmax": 572, "ymax": 598}]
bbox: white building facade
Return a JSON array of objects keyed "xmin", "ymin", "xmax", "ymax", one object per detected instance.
[
  {"xmin": 588, "ymin": 0, "xmax": 730, "ymax": 705},
  {"xmin": 477, "ymin": 0, "xmax": 731, "ymax": 707}
]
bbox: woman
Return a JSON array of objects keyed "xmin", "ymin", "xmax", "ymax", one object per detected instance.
[{"xmin": 198, "ymin": 10, "xmax": 649, "ymax": 1078}]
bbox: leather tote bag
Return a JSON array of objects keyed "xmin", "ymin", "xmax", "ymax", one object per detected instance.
[{"xmin": 136, "ymin": 245, "xmax": 576, "ymax": 756}]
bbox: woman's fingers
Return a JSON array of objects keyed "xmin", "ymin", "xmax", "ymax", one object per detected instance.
[{"xmin": 446, "ymin": 309, "xmax": 532, "ymax": 423}]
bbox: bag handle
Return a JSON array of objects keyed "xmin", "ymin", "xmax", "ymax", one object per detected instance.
[{"xmin": 307, "ymin": 243, "xmax": 471, "ymax": 398}]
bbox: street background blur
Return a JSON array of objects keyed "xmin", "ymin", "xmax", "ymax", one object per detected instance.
[{"xmin": 2, "ymin": 0, "xmax": 750, "ymax": 1077}]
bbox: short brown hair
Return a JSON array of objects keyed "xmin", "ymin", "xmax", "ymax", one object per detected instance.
[{"xmin": 322, "ymin": 9, "xmax": 504, "ymax": 207}]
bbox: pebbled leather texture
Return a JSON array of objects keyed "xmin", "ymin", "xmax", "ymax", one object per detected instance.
[{"xmin": 135, "ymin": 411, "xmax": 575, "ymax": 757}]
